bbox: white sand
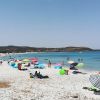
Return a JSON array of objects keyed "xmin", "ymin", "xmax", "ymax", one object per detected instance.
[{"xmin": 0, "ymin": 62, "xmax": 100, "ymax": 100}]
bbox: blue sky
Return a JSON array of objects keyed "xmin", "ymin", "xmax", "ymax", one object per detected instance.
[{"xmin": 0, "ymin": 0, "xmax": 100, "ymax": 49}]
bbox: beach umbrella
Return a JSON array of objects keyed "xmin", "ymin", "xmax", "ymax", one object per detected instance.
[
  {"xmin": 67, "ymin": 61, "xmax": 74, "ymax": 64},
  {"xmin": 22, "ymin": 59, "xmax": 30, "ymax": 63},
  {"xmin": 29, "ymin": 58, "xmax": 38, "ymax": 64},
  {"xmin": 89, "ymin": 74, "xmax": 100, "ymax": 89},
  {"xmin": 70, "ymin": 62, "xmax": 78, "ymax": 66},
  {"xmin": 29, "ymin": 58, "xmax": 38, "ymax": 61},
  {"xmin": 71, "ymin": 62, "xmax": 78, "ymax": 66},
  {"xmin": 76, "ymin": 63, "xmax": 84, "ymax": 68}
]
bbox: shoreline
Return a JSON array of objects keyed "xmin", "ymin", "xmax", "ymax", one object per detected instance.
[{"xmin": 0, "ymin": 52, "xmax": 100, "ymax": 72}]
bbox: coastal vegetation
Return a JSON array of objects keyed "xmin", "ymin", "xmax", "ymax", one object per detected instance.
[{"xmin": 0, "ymin": 46, "xmax": 94, "ymax": 53}]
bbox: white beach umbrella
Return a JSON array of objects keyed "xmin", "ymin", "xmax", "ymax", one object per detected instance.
[{"xmin": 67, "ymin": 61, "xmax": 74, "ymax": 64}]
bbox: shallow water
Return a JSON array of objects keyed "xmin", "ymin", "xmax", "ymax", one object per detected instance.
[{"xmin": 1, "ymin": 51, "xmax": 100, "ymax": 71}]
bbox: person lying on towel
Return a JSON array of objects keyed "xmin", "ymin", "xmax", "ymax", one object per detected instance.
[{"xmin": 30, "ymin": 71, "xmax": 49, "ymax": 79}]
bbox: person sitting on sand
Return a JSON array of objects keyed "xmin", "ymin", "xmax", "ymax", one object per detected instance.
[
  {"xmin": 35, "ymin": 71, "xmax": 49, "ymax": 79},
  {"xmin": 29, "ymin": 71, "xmax": 49, "ymax": 79}
]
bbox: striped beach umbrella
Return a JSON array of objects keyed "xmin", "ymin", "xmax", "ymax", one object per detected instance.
[{"xmin": 89, "ymin": 74, "xmax": 100, "ymax": 89}]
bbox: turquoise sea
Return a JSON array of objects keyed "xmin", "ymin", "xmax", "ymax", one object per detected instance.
[{"xmin": 1, "ymin": 51, "xmax": 100, "ymax": 71}]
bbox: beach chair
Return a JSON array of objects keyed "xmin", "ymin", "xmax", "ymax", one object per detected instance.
[
  {"xmin": 89, "ymin": 74, "xmax": 100, "ymax": 90},
  {"xmin": 83, "ymin": 74, "xmax": 100, "ymax": 92}
]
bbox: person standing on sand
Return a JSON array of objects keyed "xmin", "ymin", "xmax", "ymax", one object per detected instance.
[
  {"xmin": 48, "ymin": 60, "xmax": 51, "ymax": 68},
  {"xmin": 0, "ymin": 60, "xmax": 3, "ymax": 65}
]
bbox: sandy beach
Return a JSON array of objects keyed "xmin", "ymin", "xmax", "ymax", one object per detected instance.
[{"xmin": 0, "ymin": 61, "xmax": 100, "ymax": 100}]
